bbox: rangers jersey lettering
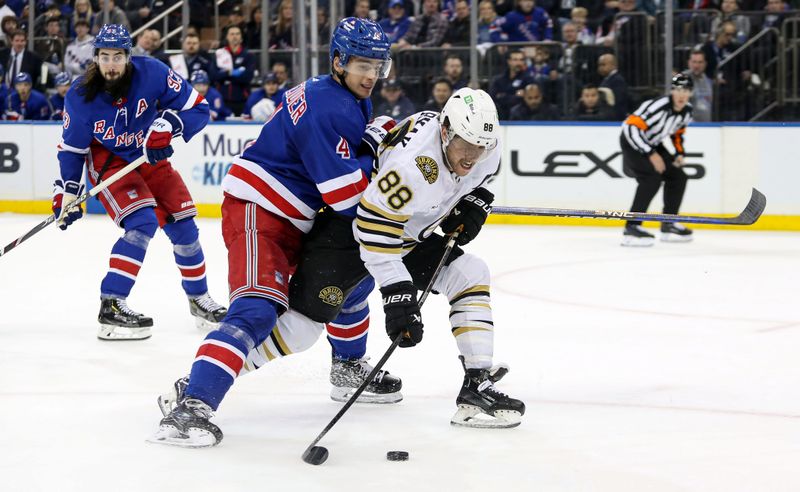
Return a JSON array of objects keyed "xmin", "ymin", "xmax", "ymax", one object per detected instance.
[
  {"xmin": 222, "ymin": 75, "xmax": 372, "ymax": 233},
  {"xmin": 57, "ymin": 56, "xmax": 209, "ymax": 183},
  {"xmin": 355, "ymin": 111, "xmax": 501, "ymax": 287}
]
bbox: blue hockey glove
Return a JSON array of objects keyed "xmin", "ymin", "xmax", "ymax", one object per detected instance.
[
  {"xmin": 52, "ymin": 179, "xmax": 85, "ymax": 230},
  {"xmin": 440, "ymin": 187, "xmax": 494, "ymax": 246},
  {"xmin": 231, "ymin": 67, "xmax": 246, "ymax": 78},
  {"xmin": 144, "ymin": 110, "xmax": 182, "ymax": 165}
]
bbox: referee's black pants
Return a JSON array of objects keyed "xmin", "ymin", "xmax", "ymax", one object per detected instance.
[{"xmin": 620, "ymin": 136, "xmax": 688, "ymax": 227}]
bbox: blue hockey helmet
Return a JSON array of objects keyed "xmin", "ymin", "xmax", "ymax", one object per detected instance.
[
  {"xmin": 329, "ymin": 17, "xmax": 392, "ymax": 78},
  {"xmin": 94, "ymin": 24, "xmax": 132, "ymax": 52},
  {"xmin": 54, "ymin": 71, "xmax": 72, "ymax": 87},
  {"xmin": 14, "ymin": 72, "xmax": 32, "ymax": 85},
  {"xmin": 190, "ymin": 70, "xmax": 210, "ymax": 85}
]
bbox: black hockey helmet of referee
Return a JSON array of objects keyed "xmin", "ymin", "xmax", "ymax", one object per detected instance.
[{"xmin": 671, "ymin": 73, "xmax": 694, "ymax": 91}]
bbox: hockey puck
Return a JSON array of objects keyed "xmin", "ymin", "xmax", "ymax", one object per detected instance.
[{"xmin": 386, "ymin": 451, "xmax": 409, "ymax": 461}]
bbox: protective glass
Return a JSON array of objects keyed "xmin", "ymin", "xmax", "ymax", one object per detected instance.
[
  {"xmin": 447, "ymin": 135, "xmax": 490, "ymax": 163},
  {"xmin": 342, "ymin": 57, "xmax": 393, "ymax": 79}
]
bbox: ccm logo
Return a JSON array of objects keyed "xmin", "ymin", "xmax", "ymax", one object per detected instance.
[{"xmin": 384, "ymin": 294, "xmax": 413, "ymax": 304}]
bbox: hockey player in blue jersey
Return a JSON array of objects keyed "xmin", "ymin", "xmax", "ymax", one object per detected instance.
[
  {"xmin": 189, "ymin": 70, "xmax": 230, "ymax": 121},
  {"xmin": 241, "ymin": 71, "xmax": 284, "ymax": 120},
  {"xmin": 52, "ymin": 24, "xmax": 228, "ymax": 340},
  {"xmin": 489, "ymin": 0, "xmax": 554, "ymax": 42},
  {"xmin": 151, "ymin": 17, "xmax": 396, "ymax": 448},
  {"xmin": 49, "ymin": 71, "xmax": 71, "ymax": 121},
  {"xmin": 5, "ymin": 72, "xmax": 51, "ymax": 120}
]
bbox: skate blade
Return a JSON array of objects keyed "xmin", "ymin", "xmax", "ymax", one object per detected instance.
[
  {"xmin": 330, "ymin": 386, "xmax": 403, "ymax": 404},
  {"xmin": 97, "ymin": 324, "xmax": 152, "ymax": 341},
  {"xmin": 146, "ymin": 425, "xmax": 220, "ymax": 448},
  {"xmin": 660, "ymin": 233, "xmax": 693, "ymax": 243},
  {"xmin": 193, "ymin": 316, "xmax": 220, "ymax": 332},
  {"xmin": 620, "ymin": 236, "xmax": 655, "ymax": 247},
  {"xmin": 450, "ymin": 405, "xmax": 522, "ymax": 429}
]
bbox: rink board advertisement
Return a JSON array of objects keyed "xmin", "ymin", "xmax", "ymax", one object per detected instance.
[{"xmin": 0, "ymin": 122, "xmax": 798, "ymax": 227}]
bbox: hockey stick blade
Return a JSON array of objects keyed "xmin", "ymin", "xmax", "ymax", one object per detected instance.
[
  {"xmin": 0, "ymin": 156, "xmax": 147, "ymax": 258},
  {"xmin": 301, "ymin": 234, "xmax": 458, "ymax": 465},
  {"xmin": 491, "ymin": 188, "xmax": 766, "ymax": 226}
]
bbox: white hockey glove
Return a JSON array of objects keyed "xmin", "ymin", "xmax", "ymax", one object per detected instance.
[{"xmin": 52, "ymin": 179, "xmax": 85, "ymax": 230}]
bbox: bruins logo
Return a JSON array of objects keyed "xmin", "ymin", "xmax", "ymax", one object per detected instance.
[
  {"xmin": 415, "ymin": 156, "xmax": 439, "ymax": 184},
  {"xmin": 319, "ymin": 286, "xmax": 344, "ymax": 306}
]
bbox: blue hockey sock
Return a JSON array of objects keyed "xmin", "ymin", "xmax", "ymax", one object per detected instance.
[
  {"xmin": 326, "ymin": 277, "xmax": 374, "ymax": 360},
  {"xmin": 162, "ymin": 219, "xmax": 208, "ymax": 297},
  {"xmin": 100, "ymin": 208, "xmax": 158, "ymax": 298},
  {"xmin": 185, "ymin": 297, "xmax": 278, "ymax": 410}
]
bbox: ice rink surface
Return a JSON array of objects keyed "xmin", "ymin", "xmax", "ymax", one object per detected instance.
[{"xmin": 1, "ymin": 214, "xmax": 798, "ymax": 492}]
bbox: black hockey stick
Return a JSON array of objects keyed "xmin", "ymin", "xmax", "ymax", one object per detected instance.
[
  {"xmin": 492, "ymin": 188, "xmax": 766, "ymax": 226},
  {"xmin": 0, "ymin": 155, "xmax": 147, "ymax": 258},
  {"xmin": 302, "ymin": 233, "xmax": 459, "ymax": 466}
]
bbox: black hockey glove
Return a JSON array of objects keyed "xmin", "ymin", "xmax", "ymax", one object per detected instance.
[
  {"xmin": 440, "ymin": 187, "xmax": 495, "ymax": 246},
  {"xmin": 380, "ymin": 281, "xmax": 423, "ymax": 348}
]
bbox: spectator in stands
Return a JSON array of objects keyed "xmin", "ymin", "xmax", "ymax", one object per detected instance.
[
  {"xmin": 353, "ymin": 0, "xmax": 371, "ymax": 19},
  {"xmin": 271, "ymin": 60, "xmax": 291, "ymax": 90},
  {"xmin": 489, "ymin": 0, "xmax": 554, "ymax": 42},
  {"xmin": 374, "ymin": 78, "xmax": 416, "ymax": 120},
  {"xmin": 683, "ymin": 49, "xmax": 713, "ymax": 122},
  {"xmin": 125, "ymin": 0, "xmax": 154, "ymax": 32},
  {"xmin": 35, "ymin": 17, "xmax": 66, "ymax": 79},
  {"xmin": 509, "ymin": 83, "xmax": 561, "ymax": 120},
  {"xmin": 33, "ymin": 4, "xmax": 66, "ymax": 37},
  {"xmin": 131, "ymin": 29, "xmax": 156, "ymax": 57},
  {"xmin": 422, "ymin": 77, "xmax": 453, "ymax": 111},
  {"xmin": 397, "ymin": 0, "xmax": 449, "ymax": 49},
  {"xmin": 316, "ymin": 6, "xmax": 330, "ymax": 42},
  {"xmin": 243, "ymin": 72, "xmax": 285, "ymax": 119},
  {"xmin": 558, "ymin": 21, "xmax": 583, "ymax": 75},
  {"xmin": 0, "ymin": 15, "xmax": 19, "ymax": 48},
  {"xmin": 269, "ymin": 0, "xmax": 293, "ymax": 48},
  {"xmin": 217, "ymin": 25, "xmax": 256, "ymax": 115},
  {"xmin": 568, "ymin": 83, "xmax": 614, "ymax": 120},
  {"xmin": 442, "ymin": 0, "xmax": 471, "ymax": 47},
  {"xmin": 91, "ymin": 0, "xmax": 130, "ymax": 35},
  {"xmin": 69, "ymin": 0, "xmax": 93, "ymax": 38},
  {"xmin": 761, "ymin": 0, "xmax": 788, "ymax": 30},
  {"xmin": 246, "ymin": 6, "xmax": 264, "ymax": 49},
  {"xmin": 441, "ymin": 53, "xmax": 468, "ymax": 90},
  {"xmin": 191, "ymin": 70, "xmax": 231, "ymax": 121},
  {"xmin": 701, "ymin": 21, "xmax": 738, "ymax": 79},
  {"xmin": 527, "ymin": 45, "xmax": 557, "ymax": 82},
  {"xmin": 494, "ymin": 0, "xmax": 515, "ymax": 16},
  {"xmin": 227, "ymin": 6, "xmax": 248, "ymax": 36},
  {"xmin": 489, "ymin": 49, "xmax": 535, "ymax": 119},
  {"xmin": 570, "ymin": 7, "xmax": 595, "ymax": 45},
  {"xmin": 598, "ymin": 53, "xmax": 630, "ymax": 119},
  {"xmin": 478, "ymin": 0, "xmax": 498, "ymax": 44},
  {"xmin": 380, "ymin": 0, "xmax": 412, "ymax": 45},
  {"xmin": 5, "ymin": 72, "xmax": 50, "ymax": 120},
  {"xmin": 0, "ymin": 30, "xmax": 43, "ymax": 90},
  {"xmin": 168, "ymin": 33, "xmax": 217, "ymax": 81},
  {"xmin": 64, "ymin": 19, "xmax": 93, "ymax": 78},
  {"xmin": 148, "ymin": 28, "xmax": 164, "ymax": 59},
  {"xmin": 710, "ymin": 0, "xmax": 750, "ymax": 45},
  {"xmin": 0, "ymin": 64, "xmax": 6, "ymax": 110},
  {"xmin": 49, "ymin": 71, "xmax": 70, "ymax": 121},
  {"xmin": 0, "ymin": 5, "xmax": 13, "ymax": 47}
]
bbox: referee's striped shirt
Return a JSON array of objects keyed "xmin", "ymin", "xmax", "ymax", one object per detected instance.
[{"xmin": 621, "ymin": 96, "xmax": 693, "ymax": 156}]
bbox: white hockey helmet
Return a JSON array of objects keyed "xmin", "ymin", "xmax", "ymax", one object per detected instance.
[{"xmin": 438, "ymin": 87, "xmax": 499, "ymax": 153}]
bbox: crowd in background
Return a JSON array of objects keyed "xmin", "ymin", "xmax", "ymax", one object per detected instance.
[{"xmin": 0, "ymin": 0, "xmax": 798, "ymax": 121}]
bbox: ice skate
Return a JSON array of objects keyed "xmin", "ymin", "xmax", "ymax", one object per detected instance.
[
  {"xmin": 451, "ymin": 366, "xmax": 525, "ymax": 429},
  {"xmin": 97, "ymin": 297, "xmax": 153, "ymax": 340},
  {"xmin": 148, "ymin": 398, "xmax": 222, "ymax": 448},
  {"xmin": 157, "ymin": 375, "xmax": 189, "ymax": 416},
  {"xmin": 189, "ymin": 293, "xmax": 228, "ymax": 331},
  {"xmin": 330, "ymin": 356, "xmax": 403, "ymax": 404},
  {"xmin": 621, "ymin": 223, "xmax": 655, "ymax": 247},
  {"xmin": 660, "ymin": 222, "xmax": 693, "ymax": 242}
]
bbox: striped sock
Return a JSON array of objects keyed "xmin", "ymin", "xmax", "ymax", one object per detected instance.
[
  {"xmin": 186, "ymin": 326, "xmax": 251, "ymax": 410},
  {"xmin": 100, "ymin": 235, "xmax": 147, "ymax": 298},
  {"xmin": 174, "ymin": 239, "xmax": 208, "ymax": 297}
]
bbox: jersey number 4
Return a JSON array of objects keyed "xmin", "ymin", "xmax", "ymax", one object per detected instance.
[{"xmin": 336, "ymin": 137, "xmax": 351, "ymax": 159}]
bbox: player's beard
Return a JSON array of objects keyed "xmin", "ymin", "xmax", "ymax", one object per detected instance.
[{"xmin": 78, "ymin": 62, "xmax": 133, "ymax": 102}]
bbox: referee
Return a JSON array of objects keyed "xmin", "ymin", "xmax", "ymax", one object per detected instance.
[{"xmin": 620, "ymin": 74, "xmax": 694, "ymax": 247}]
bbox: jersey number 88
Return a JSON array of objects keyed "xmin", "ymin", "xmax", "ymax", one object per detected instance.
[{"xmin": 377, "ymin": 171, "xmax": 413, "ymax": 210}]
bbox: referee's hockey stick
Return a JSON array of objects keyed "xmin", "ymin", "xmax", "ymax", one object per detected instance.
[
  {"xmin": 491, "ymin": 188, "xmax": 766, "ymax": 226},
  {"xmin": 0, "ymin": 155, "xmax": 148, "ymax": 258},
  {"xmin": 302, "ymin": 233, "xmax": 459, "ymax": 466}
]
